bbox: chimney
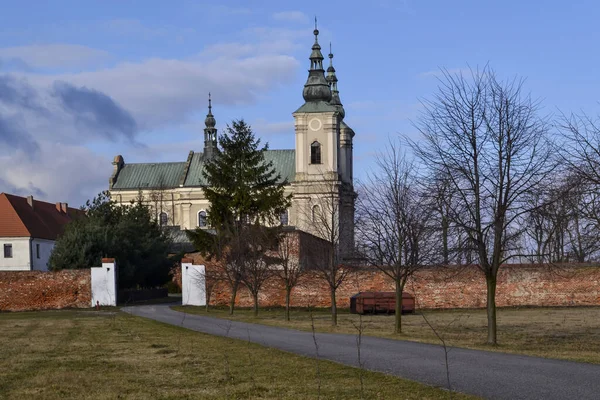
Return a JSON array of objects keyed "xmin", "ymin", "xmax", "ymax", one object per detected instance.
[
  {"xmin": 27, "ymin": 195, "xmax": 34, "ymax": 209},
  {"xmin": 109, "ymin": 155, "xmax": 125, "ymax": 189},
  {"xmin": 60, "ymin": 202, "xmax": 69, "ymax": 215},
  {"xmin": 56, "ymin": 202, "xmax": 62, "ymax": 212}
]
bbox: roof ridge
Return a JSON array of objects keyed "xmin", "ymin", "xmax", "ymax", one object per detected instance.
[
  {"xmin": 123, "ymin": 161, "xmax": 186, "ymax": 166},
  {"xmin": 179, "ymin": 151, "xmax": 194, "ymax": 187}
]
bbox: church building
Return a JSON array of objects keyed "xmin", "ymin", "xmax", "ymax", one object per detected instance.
[{"xmin": 108, "ymin": 24, "xmax": 357, "ymax": 259}]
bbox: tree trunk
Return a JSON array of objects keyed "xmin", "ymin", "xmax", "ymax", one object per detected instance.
[
  {"xmin": 229, "ymin": 281, "xmax": 239, "ymax": 315},
  {"xmin": 285, "ymin": 286, "xmax": 292, "ymax": 322},
  {"xmin": 205, "ymin": 288, "xmax": 211, "ymax": 313},
  {"xmin": 252, "ymin": 291, "xmax": 259, "ymax": 317},
  {"xmin": 330, "ymin": 287, "xmax": 338, "ymax": 326},
  {"xmin": 394, "ymin": 280, "xmax": 403, "ymax": 334},
  {"xmin": 485, "ymin": 275, "xmax": 497, "ymax": 345}
]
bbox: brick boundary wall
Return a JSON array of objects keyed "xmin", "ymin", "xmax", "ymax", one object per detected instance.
[
  {"xmin": 178, "ymin": 254, "xmax": 600, "ymax": 309},
  {"xmin": 0, "ymin": 270, "xmax": 91, "ymax": 312}
]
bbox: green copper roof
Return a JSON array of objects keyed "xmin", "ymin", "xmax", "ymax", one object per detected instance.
[
  {"xmin": 112, "ymin": 162, "xmax": 186, "ymax": 190},
  {"xmin": 112, "ymin": 150, "xmax": 296, "ymax": 190},
  {"xmin": 182, "ymin": 152, "xmax": 208, "ymax": 186},
  {"xmin": 264, "ymin": 149, "xmax": 295, "ymax": 183},
  {"xmin": 294, "ymin": 100, "xmax": 339, "ymax": 113}
]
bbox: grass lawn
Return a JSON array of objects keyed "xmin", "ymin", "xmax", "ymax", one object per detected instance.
[
  {"xmin": 0, "ymin": 310, "xmax": 474, "ymax": 400},
  {"xmin": 172, "ymin": 305, "xmax": 600, "ymax": 364}
]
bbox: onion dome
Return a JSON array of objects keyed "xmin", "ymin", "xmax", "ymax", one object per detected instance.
[
  {"xmin": 302, "ymin": 18, "xmax": 332, "ymax": 103},
  {"xmin": 205, "ymin": 92, "xmax": 216, "ymax": 128}
]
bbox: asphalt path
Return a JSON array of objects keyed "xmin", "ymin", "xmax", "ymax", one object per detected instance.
[{"xmin": 122, "ymin": 304, "xmax": 600, "ymax": 399}]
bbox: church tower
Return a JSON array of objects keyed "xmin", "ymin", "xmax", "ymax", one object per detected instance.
[
  {"xmin": 291, "ymin": 20, "xmax": 356, "ymax": 261},
  {"xmin": 203, "ymin": 93, "xmax": 218, "ymax": 159}
]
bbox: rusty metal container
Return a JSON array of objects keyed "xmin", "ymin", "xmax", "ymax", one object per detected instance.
[{"xmin": 350, "ymin": 291, "xmax": 415, "ymax": 315}]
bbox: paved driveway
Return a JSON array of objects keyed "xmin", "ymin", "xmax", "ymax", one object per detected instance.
[{"xmin": 123, "ymin": 304, "xmax": 600, "ymax": 400}]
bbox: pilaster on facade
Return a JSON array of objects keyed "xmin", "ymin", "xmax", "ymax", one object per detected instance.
[{"xmin": 180, "ymin": 202, "xmax": 192, "ymax": 229}]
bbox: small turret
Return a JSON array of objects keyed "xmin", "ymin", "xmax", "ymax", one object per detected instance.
[
  {"xmin": 326, "ymin": 43, "xmax": 345, "ymax": 119},
  {"xmin": 203, "ymin": 93, "xmax": 217, "ymax": 159}
]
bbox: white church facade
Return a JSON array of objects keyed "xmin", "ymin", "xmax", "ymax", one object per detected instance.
[{"xmin": 108, "ymin": 24, "xmax": 356, "ymax": 258}]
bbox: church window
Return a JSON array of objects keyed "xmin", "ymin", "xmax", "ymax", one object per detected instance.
[
  {"xmin": 159, "ymin": 212, "xmax": 168, "ymax": 227},
  {"xmin": 310, "ymin": 141, "xmax": 322, "ymax": 164},
  {"xmin": 280, "ymin": 210, "xmax": 289, "ymax": 226},
  {"xmin": 198, "ymin": 210, "xmax": 207, "ymax": 227}
]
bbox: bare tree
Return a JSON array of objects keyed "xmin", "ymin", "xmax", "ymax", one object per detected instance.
[
  {"xmin": 219, "ymin": 242, "xmax": 245, "ymax": 316},
  {"xmin": 301, "ymin": 178, "xmax": 352, "ymax": 326},
  {"xmin": 202, "ymin": 261, "xmax": 223, "ymax": 312},
  {"xmin": 239, "ymin": 225, "xmax": 279, "ymax": 317},
  {"xmin": 273, "ymin": 231, "xmax": 304, "ymax": 321},
  {"xmin": 523, "ymin": 171, "xmax": 600, "ymax": 263},
  {"xmin": 559, "ymin": 112, "xmax": 600, "ymax": 185},
  {"xmin": 424, "ymin": 170, "xmax": 464, "ymax": 265},
  {"xmin": 558, "ymin": 114, "xmax": 600, "ymax": 261},
  {"xmin": 356, "ymin": 140, "xmax": 437, "ymax": 333},
  {"xmin": 409, "ymin": 67, "xmax": 555, "ymax": 344},
  {"xmin": 524, "ymin": 184, "xmax": 558, "ymax": 263}
]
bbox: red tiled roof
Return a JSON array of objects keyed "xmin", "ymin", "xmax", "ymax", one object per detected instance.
[{"xmin": 0, "ymin": 193, "xmax": 85, "ymax": 240}]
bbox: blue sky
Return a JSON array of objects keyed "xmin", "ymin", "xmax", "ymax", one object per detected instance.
[{"xmin": 0, "ymin": 0, "xmax": 599, "ymax": 206}]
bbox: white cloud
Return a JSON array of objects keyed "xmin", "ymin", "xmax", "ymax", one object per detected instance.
[
  {"xmin": 251, "ymin": 119, "xmax": 294, "ymax": 136},
  {"xmin": 0, "ymin": 75, "xmax": 137, "ymax": 147},
  {"xmin": 244, "ymin": 26, "xmax": 309, "ymax": 42},
  {"xmin": 272, "ymin": 11, "xmax": 309, "ymax": 24},
  {"xmin": 0, "ymin": 44, "xmax": 110, "ymax": 69},
  {"xmin": 201, "ymin": 39, "xmax": 300, "ymax": 59},
  {"xmin": 0, "ymin": 24, "xmax": 306, "ymax": 204},
  {"xmin": 41, "ymin": 53, "xmax": 299, "ymax": 130},
  {"xmin": 0, "ymin": 141, "xmax": 109, "ymax": 206},
  {"xmin": 101, "ymin": 19, "xmax": 196, "ymax": 42}
]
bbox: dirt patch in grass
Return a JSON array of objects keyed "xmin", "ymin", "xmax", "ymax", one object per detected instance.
[
  {"xmin": 172, "ymin": 305, "xmax": 600, "ymax": 364},
  {"xmin": 0, "ymin": 310, "xmax": 475, "ymax": 399}
]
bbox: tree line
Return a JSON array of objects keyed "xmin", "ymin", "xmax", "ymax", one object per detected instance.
[{"xmin": 357, "ymin": 66, "xmax": 600, "ymax": 344}]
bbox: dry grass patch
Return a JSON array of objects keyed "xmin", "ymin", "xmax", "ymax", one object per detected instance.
[
  {"xmin": 0, "ymin": 310, "xmax": 474, "ymax": 399},
  {"xmin": 173, "ymin": 306, "xmax": 600, "ymax": 364}
]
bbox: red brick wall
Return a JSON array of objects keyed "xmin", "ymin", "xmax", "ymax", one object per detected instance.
[
  {"xmin": 0, "ymin": 270, "xmax": 91, "ymax": 312},
  {"xmin": 179, "ymin": 258, "xmax": 600, "ymax": 309}
]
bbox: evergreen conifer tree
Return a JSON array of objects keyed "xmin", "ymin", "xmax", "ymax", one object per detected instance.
[{"xmin": 187, "ymin": 120, "xmax": 291, "ymax": 315}]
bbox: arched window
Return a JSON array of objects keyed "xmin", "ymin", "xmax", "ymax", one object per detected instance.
[
  {"xmin": 280, "ymin": 209, "xmax": 289, "ymax": 226},
  {"xmin": 311, "ymin": 204, "xmax": 321, "ymax": 222},
  {"xmin": 159, "ymin": 212, "xmax": 168, "ymax": 227},
  {"xmin": 198, "ymin": 210, "xmax": 207, "ymax": 227},
  {"xmin": 310, "ymin": 141, "xmax": 322, "ymax": 164}
]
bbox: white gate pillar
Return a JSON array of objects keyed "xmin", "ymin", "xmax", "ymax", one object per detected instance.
[
  {"xmin": 181, "ymin": 258, "xmax": 206, "ymax": 306},
  {"xmin": 91, "ymin": 258, "xmax": 117, "ymax": 307}
]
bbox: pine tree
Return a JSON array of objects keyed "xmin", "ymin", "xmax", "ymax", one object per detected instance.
[{"xmin": 187, "ymin": 120, "xmax": 291, "ymax": 315}]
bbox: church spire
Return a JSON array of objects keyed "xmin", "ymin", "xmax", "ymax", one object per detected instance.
[
  {"xmin": 301, "ymin": 18, "xmax": 332, "ymax": 103},
  {"xmin": 326, "ymin": 43, "xmax": 345, "ymax": 118},
  {"xmin": 203, "ymin": 93, "xmax": 217, "ymax": 159}
]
